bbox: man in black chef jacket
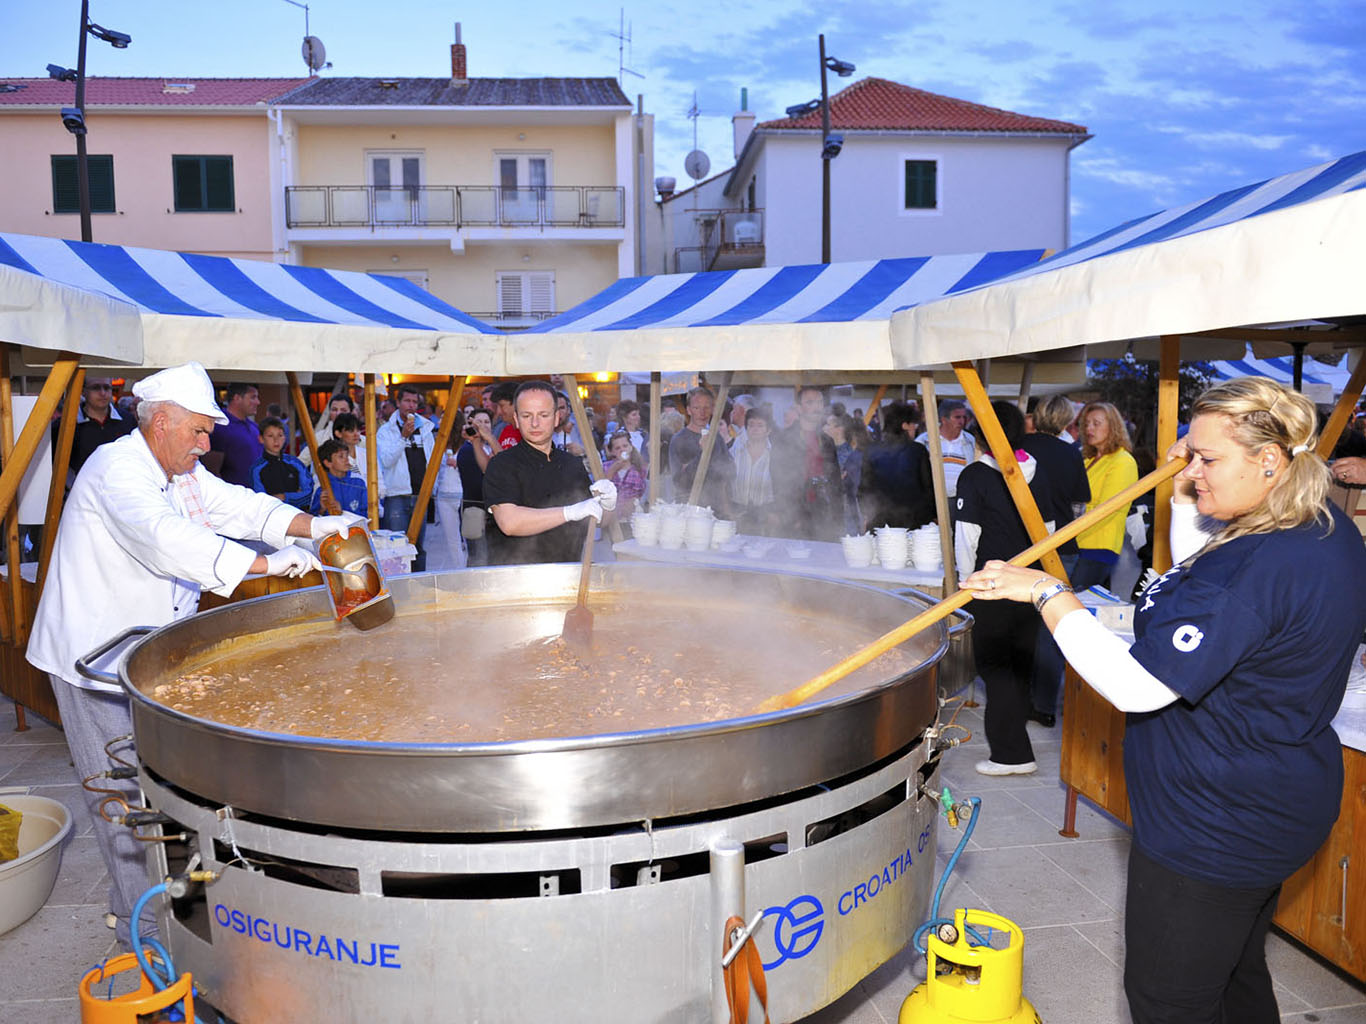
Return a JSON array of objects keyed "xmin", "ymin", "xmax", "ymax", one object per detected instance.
[{"xmin": 482, "ymin": 381, "xmax": 616, "ymax": 564}]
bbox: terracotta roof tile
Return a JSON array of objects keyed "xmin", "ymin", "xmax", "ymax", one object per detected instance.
[
  {"xmin": 0, "ymin": 77, "xmax": 310, "ymax": 107},
  {"xmin": 757, "ymin": 76, "xmax": 1087, "ymax": 135}
]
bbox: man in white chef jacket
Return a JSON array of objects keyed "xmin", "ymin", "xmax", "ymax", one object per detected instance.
[{"xmin": 27, "ymin": 361, "xmax": 364, "ymax": 950}]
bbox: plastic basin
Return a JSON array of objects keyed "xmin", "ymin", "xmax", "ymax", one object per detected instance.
[{"xmin": 0, "ymin": 791, "xmax": 73, "ymax": 934}]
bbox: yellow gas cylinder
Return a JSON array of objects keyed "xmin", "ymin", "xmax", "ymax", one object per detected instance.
[{"xmin": 899, "ymin": 908, "xmax": 1039, "ymax": 1024}]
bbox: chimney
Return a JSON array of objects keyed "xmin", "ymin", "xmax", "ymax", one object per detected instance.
[
  {"xmin": 450, "ymin": 23, "xmax": 468, "ymax": 86},
  {"xmin": 732, "ymin": 87, "xmax": 756, "ymax": 161}
]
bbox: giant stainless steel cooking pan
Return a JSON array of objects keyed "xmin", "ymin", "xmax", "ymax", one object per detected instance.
[{"xmin": 117, "ymin": 564, "xmax": 958, "ymax": 833}]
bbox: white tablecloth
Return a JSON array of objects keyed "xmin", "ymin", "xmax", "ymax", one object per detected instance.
[{"xmin": 612, "ymin": 536, "xmax": 945, "ymax": 594}]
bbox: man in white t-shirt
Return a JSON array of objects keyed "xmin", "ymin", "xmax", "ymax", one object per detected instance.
[{"xmin": 916, "ymin": 399, "xmax": 978, "ymax": 497}]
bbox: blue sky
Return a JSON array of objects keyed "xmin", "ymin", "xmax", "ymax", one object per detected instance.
[{"xmin": 4, "ymin": 0, "xmax": 1364, "ymax": 244}]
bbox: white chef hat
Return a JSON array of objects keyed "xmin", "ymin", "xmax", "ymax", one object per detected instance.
[{"xmin": 132, "ymin": 362, "xmax": 229, "ymax": 425}]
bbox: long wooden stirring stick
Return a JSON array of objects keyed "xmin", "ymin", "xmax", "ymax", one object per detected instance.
[{"xmin": 755, "ymin": 457, "xmax": 1190, "ymax": 713}]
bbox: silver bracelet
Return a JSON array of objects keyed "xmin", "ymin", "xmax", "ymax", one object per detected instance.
[{"xmin": 1033, "ymin": 580, "xmax": 1073, "ymax": 613}]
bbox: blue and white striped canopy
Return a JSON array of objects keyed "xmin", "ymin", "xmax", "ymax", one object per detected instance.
[
  {"xmin": 1210, "ymin": 347, "xmax": 1352, "ymax": 391},
  {"xmin": 504, "ymin": 250, "xmax": 1045, "ymax": 374},
  {"xmin": 0, "ymin": 232, "xmax": 503, "ymax": 374},
  {"xmin": 892, "ymin": 151, "xmax": 1366, "ymax": 367}
]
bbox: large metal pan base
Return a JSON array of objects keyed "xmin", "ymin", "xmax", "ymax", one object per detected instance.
[{"xmin": 144, "ymin": 744, "xmax": 941, "ymax": 1024}]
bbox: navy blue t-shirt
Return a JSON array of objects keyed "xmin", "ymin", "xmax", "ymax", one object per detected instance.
[{"xmin": 1126, "ymin": 504, "xmax": 1366, "ymax": 888}]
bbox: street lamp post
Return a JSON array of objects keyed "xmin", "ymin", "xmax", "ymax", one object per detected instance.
[
  {"xmin": 816, "ymin": 36, "xmax": 855, "ymax": 263},
  {"xmin": 50, "ymin": 0, "xmax": 131, "ymax": 244}
]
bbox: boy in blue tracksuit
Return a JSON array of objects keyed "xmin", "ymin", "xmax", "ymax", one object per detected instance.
[
  {"xmin": 311, "ymin": 438, "xmax": 369, "ymax": 515},
  {"xmin": 250, "ymin": 417, "xmax": 313, "ymax": 511}
]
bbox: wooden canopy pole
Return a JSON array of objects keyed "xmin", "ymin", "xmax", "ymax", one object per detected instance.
[
  {"xmin": 918, "ymin": 372, "xmax": 957, "ymax": 595},
  {"xmin": 286, "ymin": 372, "xmax": 337, "ymax": 514},
  {"xmin": 406, "ymin": 376, "xmax": 465, "ymax": 547},
  {"xmin": 648, "ymin": 371, "xmax": 662, "ymax": 507},
  {"xmin": 952, "ymin": 361, "xmax": 1067, "ymax": 580},
  {"xmin": 1016, "ymin": 361, "xmax": 1035, "ymax": 411},
  {"xmin": 33, "ymin": 365, "xmax": 85, "ymax": 614},
  {"xmin": 363, "ymin": 374, "xmax": 379, "ymax": 529},
  {"xmin": 863, "ymin": 384, "xmax": 888, "ymax": 426},
  {"xmin": 1152, "ymin": 336, "xmax": 1182, "ymax": 573},
  {"xmin": 687, "ymin": 372, "xmax": 732, "ymax": 508},
  {"xmin": 0, "ymin": 355, "xmax": 78, "ymax": 536},
  {"xmin": 0, "ymin": 347, "xmax": 16, "ymax": 643},
  {"xmin": 563, "ymin": 374, "xmax": 623, "ymax": 543},
  {"xmin": 1317, "ymin": 350, "xmax": 1366, "ymax": 458}
]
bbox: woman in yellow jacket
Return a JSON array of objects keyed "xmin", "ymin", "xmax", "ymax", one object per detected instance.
[{"xmin": 1074, "ymin": 401, "xmax": 1138, "ymax": 590}]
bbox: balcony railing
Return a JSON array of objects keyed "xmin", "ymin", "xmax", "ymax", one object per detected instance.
[
  {"xmin": 465, "ymin": 310, "xmax": 559, "ymax": 332},
  {"xmin": 285, "ymin": 185, "xmax": 626, "ymax": 229},
  {"xmin": 673, "ymin": 208, "xmax": 765, "ymax": 272}
]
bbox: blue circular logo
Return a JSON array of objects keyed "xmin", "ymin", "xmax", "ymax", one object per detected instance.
[{"xmin": 762, "ymin": 895, "xmax": 825, "ymax": 969}]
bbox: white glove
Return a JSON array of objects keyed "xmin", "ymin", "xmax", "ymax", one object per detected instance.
[
  {"xmin": 563, "ymin": 497, "xmax": 604, "ymax": 523},
  {"xmin": 310, "ymin": 512, "xmax": 367, "ymax": 541},
  {"xmin": 264, "ymin": 546, "xmax": 321, "ymax": 578},
  {"xmin": 589, "ymin": 478, "xmax": 618, "ymax": 511}
]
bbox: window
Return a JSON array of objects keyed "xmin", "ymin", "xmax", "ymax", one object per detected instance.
[
  {"xmin": 51, "ymin": 155, "xmax": 115, "ymax": 214},
  {"xmin": 172, "ymin": 155, "xmax": 235, "ymax": 212},
  {"xmin": 367, "ymin": 151, "xmax": 424, "ymax": 224},
  {"xmin": 496, "ymin": 271, "xmax": 555, "ymax": 321},
  {"xmin": 904, "ymin": 159, "xmax": 937, "ymax": 210}
]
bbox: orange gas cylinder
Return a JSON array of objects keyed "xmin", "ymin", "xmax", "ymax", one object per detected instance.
[{"xmin": 78, "ymin": 952, "xmax": 194, "ymax": 1024}]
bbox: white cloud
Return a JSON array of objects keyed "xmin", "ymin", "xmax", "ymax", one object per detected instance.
[{"xmin": 1183, "ymin": 130, "xmax": 1291, "ymax": 151}]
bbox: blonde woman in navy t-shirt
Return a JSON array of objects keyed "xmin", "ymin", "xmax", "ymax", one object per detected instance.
[{"xmin": 962, "ymin": 377, "xmax": 1366, "ymax": 1024}]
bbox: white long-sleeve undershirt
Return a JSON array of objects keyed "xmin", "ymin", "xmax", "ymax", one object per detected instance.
[{"xmin": 1050, "ymin": 500, "xmax": 1219, "ymax": 713}]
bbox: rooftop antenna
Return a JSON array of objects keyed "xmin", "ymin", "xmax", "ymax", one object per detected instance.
[
  {"xmin": 683, "ymin": 92, "xmax": 710, "ymax": 214},
  {"xmin": 612, "ymin": 10, "xmax": 644, "ymax": 85},
  {"xmin": 281, "ymin": 0, "xmax": 331, "ymax": 75}
]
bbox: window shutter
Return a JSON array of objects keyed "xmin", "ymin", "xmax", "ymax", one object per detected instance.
[
  {"xmin": 204, "ymin": 157, "xmax": 234, "ymax": 211},
  {"xmin": 904, "ymin": 160, "xmax": 937, "ymax": 210},
  {"xmin": 52, "ymin": 155, "xmax": 115, "ymax": 214},
  {"xmin": 498, "ymin": 273, "xmax": 524, "ymax": 316},
  {"xmin": 528, "ymin": 272, "xmax": 554, "ymax": 314}
]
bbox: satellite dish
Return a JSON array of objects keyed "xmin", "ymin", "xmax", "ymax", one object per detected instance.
[
  {"xmin": 302, "ymin": 36, "xmax": 327, "ymax": 72},
  {"xmin": 684, "ymin": 149, "xmax": 710, "ymax": 181}
]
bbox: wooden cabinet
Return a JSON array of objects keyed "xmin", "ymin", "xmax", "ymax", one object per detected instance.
[{"xmin": 1274, "ymin": 746, "xmax": 1366, "ymax": 981}]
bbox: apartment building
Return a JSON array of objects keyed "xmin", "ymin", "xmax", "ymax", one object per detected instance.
[
  {"xmin": 650, "ymin": 77, "xmax": 1089, "ymax": 273},
  {"xmin": 0, "ymin": 77, "xmax": 306, "ymax": 260},
  {"xmin": 272, "ymin": 35, "xmax": 650, "ymax": 325}
]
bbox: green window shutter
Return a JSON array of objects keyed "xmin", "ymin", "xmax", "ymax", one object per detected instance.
[
  {"xmin": 204, "ymin": 157, "xmax": 234, "ymax": 211},
  {"xmin": 173, "ymin": 156, "xmax": 235, "ymax": 212},
  {"xmin": 904, "ymin": 160, "xmax": 937, "ymax": 210},
  {"xmin": 51, "ymin": 155, "xmax": 115, "ymax": 213}
]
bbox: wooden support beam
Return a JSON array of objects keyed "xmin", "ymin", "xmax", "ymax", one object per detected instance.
[
  {"xmin": 648, "ymin": 372, "xmax": 662, "ymax": 508},
  {"xmin": 687, "ymin": 373, "xmax": 732, "ymax": 508},
  {"xmin": 1317, "ymin": 350, "xmax": 1366, "ymax": 458},
  {"xmin": 1016, "ymin": 361, "xmax": 1035, "ymax": 410},
  {"xmin": 563, "ymin": 374, "xmax": 622, "ymax": 543},
  {"xmin": 1152, "ymin": 336, "xmax": 1181, "ymax": 574},
  {"xmin": 287, "ymin": 372, "xmax": 336, "ymax": 514},
  {"xmin": 406, "ymin": 376, "xmax": 465, "ymax": 547},
  {"xmin": 918, "ymin": 372, "xmax": 957, "ymax": 595},
  {"xmin": 364, "ymin": 374, "xmax": 380, "ymax": 529},
  {"xmin": 952, "ymin": 361, "xmax": 1067, "ymax": 580},
  {"xmin": 863, "ymin": 384, "xmax": 888, "ymax": 426},
  {"xmin": 33, "ymin": 365, "xmax": 85, "ymax": 616},
  {"xmin": 0, "ymin": 348, "xmax": 14, "ymax": 643},
  {"xmin": 0, "ymin": 354, "xmax": 78, "ymax": 540},
  {"xmin": 1183, "ymin": 326, "xmax": 1366, "ymax": 346}
]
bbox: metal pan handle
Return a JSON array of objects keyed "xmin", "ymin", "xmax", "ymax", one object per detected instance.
[{"xmin": 75, "ymin": 626, "xmax": 156, "ymax": 685}]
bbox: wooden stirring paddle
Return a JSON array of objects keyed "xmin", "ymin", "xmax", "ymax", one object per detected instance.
[
  {"xmin": 755, "ymin": 457, "xmax": 1189, "ymax": 714},
  {"xmin": 562, "ymin": 516, "xmax": 598, "ymax": 649}
]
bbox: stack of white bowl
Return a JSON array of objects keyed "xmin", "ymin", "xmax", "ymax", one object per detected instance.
[
  {"xmin": 632, "ymin": 511, "xmax": 660, "ymax": 547},
  {"xmin": 841, "ymin": 533, "xmax": 875, "ymax": 567},
  {"xmin": 874, "ymin": 526, "xmax": 910, "ymax": 569},
  {"xmin": 710, "ymin": 519, "xmax": 737, "ymax": 547},
  {"xmin": 659, "ymin": 513, "xmax": 688, "ymax": 550},
  {"xmin": 684, "ymin": 509, "xmax": 715, "ymax": 551},
  {"xmin": 910, "ymin": 525, "xmax": 942, "ymax": 571}
]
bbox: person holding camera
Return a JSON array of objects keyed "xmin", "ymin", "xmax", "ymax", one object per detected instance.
[
  {"xmin": 377, "ymin": 383, "xmax": 435, "ymax": 570},
  {"xmin": 455, "ymin": 408, "xmax": 498, "ymax": 565}
]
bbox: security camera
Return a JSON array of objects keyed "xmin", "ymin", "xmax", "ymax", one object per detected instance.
[
  {"xmin": 821, "ymin": 133, "xmax": 844, "ymax": 160},
  {"xmin": 824, "ymin": 57, "xmax": 856, "ymax": 77},
  {"xmin": 86, "ymin": 22, "xmax": 132, "ymax": 48},
  {"xmin": 60, "ymin": 107, "xmax": 86, "ymax": 135},
  {"xmin": 46, "ymin": 64, "xmax": 78, "ymax": 82}
]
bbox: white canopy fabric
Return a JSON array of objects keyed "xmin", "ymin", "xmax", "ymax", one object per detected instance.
[
  {"xmin": 0, "ymin": 260, "xmax": 142, "ymax": 363},
  {"xmin": 505, "ymin": 250, "xmax": 1046, "ymax": 374},
  {"xmin": 0, "ymin": 232, "xmax": 504, "ymax": 375},
  {"xmin": 1209, "ymin": 345, "xmax": 1354, "ymax": 394},
  {"xmin": 890, "ymin": 151, "xmax": 1366, "ymax": 367}
]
